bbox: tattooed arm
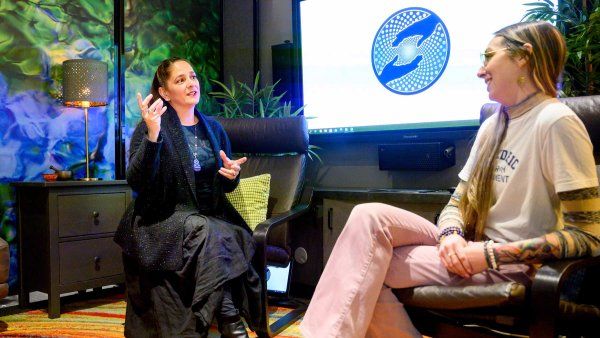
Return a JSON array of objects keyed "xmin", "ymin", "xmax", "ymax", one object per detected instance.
[
  {"xmin": 437, "ymin": 181, "xmax": 475, "ymax": 278},
  {"xmin": 493, "ymin": 186, "xmax": 600, "ymax": 265},
  {"xmin": 437, "ymin": 181, "xmax": 467, "ymax": 234}
]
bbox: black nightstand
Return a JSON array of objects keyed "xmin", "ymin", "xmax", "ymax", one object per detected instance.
[{"xmin": 11, "ymin": 180, "xmax": 131, "ymax": 318}]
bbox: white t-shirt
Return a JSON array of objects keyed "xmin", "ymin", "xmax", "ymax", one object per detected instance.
[{"xmin": 459, "ymin": 99, "xmax": 597, "ymax": 243}]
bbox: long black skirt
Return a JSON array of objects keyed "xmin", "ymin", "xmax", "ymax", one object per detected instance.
[{"xmin": 122, "ymin": 214, "xmax": 262, "ymax": 338}]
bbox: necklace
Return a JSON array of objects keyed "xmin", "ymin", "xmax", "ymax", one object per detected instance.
[
  {"xmin": 188, "ymin": 124, "xmax": 202, "ymax": 172},
  {"xmin": 504, "ymin": 91, "xmax": 549, "ymax": 120}
]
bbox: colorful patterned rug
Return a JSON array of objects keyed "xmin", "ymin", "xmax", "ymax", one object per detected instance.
[{"xmin": 0, "ymin": 294, "xmax": 303, "ymax": 337}]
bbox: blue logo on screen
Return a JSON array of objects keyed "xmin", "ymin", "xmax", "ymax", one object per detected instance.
[{"xmin": 372, "ymin": 7, "xmax": 450, "ymax": 95}]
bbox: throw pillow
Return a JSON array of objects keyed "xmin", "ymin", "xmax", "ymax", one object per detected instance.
[{"xmin": 226, "ymin": 174, "xmax": 271, "ymax": 231}]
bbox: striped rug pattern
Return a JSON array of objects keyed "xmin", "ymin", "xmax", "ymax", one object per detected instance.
[{"xmin": 0, "ymin": 294, "xmax": 303, "ymax": 337}]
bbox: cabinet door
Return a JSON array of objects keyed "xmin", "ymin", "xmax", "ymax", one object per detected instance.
[
  {"xmin": 322, "ymin": 199, "xmax": 356, "ymax": 267},
  {"xmin": 321, "ymin": 199, "xmax": 446, "ymax": 268}
]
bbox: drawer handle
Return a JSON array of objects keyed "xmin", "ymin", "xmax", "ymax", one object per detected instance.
[
  {"xmin": 94, "ymin": 256, "xmax": 101, "ymax": 271},
  {"xmin": 92, "ymin": 211, "xmax": 100, "ymax": 225}
]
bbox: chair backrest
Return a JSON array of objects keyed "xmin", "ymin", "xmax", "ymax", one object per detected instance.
[
  {"xmin": 215, "ymin": 116, "xmax": 309, "ymax": 217},
  {"xmin": 480, "ymin": 95, "xmax": 600, "ymax": 162}
]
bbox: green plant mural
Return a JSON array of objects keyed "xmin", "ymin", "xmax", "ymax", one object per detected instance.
[
  {"xmin": 0, "ymin": 0, "xmax": 221, "ymax": 293},
  {"xmin": 0, "ymin": 0, "xmax": 117, "ymax": 291},
  {"xmin": 123, "ymin": 0, "xmax": 221, "ymax": 156}
]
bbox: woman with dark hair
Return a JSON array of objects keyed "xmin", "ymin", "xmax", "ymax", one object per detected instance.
[
  {"xmin": 115, "ymin": 57, "xmax": 259, "ymax": 338},
  {"xmin": 301, "ymin": 21, "xmax": 600, "ymax": 338}
]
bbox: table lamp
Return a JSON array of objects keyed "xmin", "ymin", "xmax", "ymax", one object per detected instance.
[{"xmin": 62, "ymin": 59, "xmax": 108, "ymax": 181}]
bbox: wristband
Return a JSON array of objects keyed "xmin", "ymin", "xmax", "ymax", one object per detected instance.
[
  {"xmin": 437, "ymin": 226, "xmax": 465, "ymax": 243},
  {"xmin": 484, "ymin": 240, "xmax": 498, "ymax": 270}
]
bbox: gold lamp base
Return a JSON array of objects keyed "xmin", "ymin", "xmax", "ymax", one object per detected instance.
[{"xmin": 62, "ymin": 59, "xmax": 108, "ymax": 183}]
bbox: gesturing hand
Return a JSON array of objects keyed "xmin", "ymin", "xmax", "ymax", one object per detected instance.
[
  {"xmin": 218, "ymin": 150, "xmax": 247, "ymax": 180},
  {"xmin": 138, "ymin": 92, "xmax": 167, "ymax": 142}
]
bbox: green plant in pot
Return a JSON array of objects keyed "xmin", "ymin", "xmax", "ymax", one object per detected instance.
[
  {"xmin": 209, "ymin": 72, "xmax": 322, "ymax": 162},
  {"xmin": 523, "ymin": 0, "xmax": 600, "ymax": 96}
]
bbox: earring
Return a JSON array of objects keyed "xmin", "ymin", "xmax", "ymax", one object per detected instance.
[{"xmin": 517, "ymin": 75, "xmax": 526, "ymax": 85}]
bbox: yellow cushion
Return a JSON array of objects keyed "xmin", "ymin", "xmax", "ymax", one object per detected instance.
[{"xmin": 226, "ymin": 174, "xmax": 271, "ymax": 231}]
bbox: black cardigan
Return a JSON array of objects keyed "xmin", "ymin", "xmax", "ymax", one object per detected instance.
[{"xmin": 114, "ymin": 104, "xmax": 249, "ymax": 271}]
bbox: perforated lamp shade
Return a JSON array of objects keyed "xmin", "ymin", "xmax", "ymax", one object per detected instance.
[
  {"xmin": 62, "ymin": 59, "xmax": 108, "ymax": 180},
  {"xmin": 62, "ymin": 59, "xmax": 108, "ymax": 107}
]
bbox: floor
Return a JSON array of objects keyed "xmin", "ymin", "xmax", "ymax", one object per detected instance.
[{"xmin": 0, "ymin": 285, "xmax": 122, "ymax": 316}]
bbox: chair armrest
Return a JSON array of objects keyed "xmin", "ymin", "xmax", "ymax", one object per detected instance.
[
  {"xmin": 252, "ymin": 203, "xmax": 311, "ymax": 256},
  {"xmin": 250, "ymin": 191, "xmax": 314, "ymax": 335},
  {"xmin": 253, "ymin": 186, "xmax": 314, "ymax": 247},
  {"xmin": 530, "ymin": 255, "xmax": 600, "ymax": 337}
]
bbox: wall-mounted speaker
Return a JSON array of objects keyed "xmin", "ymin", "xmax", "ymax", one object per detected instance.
[{"xmin": 378, "ymin": 142, "xmax": 455, "ymax": 171}]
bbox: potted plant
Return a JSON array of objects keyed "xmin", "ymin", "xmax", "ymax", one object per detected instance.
[
  {"xmin": 523, "ymin": 0, "xmax": 600, "ymax": 96},
  {"xmin": 209, "ymin": 72, "xmax": 322, "ymax": 162}
]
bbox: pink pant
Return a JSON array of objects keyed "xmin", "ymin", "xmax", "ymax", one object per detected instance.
[{"xmin": 300, "ymin": 203, "xmax": 532, "ymax": 338}]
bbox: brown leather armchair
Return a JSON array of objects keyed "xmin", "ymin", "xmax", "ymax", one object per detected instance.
[
  {"xmin": 0, "ymin": 237, "xmax": 9, "ymax": 299},
  {"xmin": 394, "ymin": 95, "xmax": 600, "ymax": 338},
  {"xmin": 216, "ymin": 116, "xmax": 310, "ymax": 338}
]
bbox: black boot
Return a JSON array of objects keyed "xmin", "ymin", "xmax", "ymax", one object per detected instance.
[{"xmin": 218, "ymin": 319, "xmax": 249, "ymax": 338}]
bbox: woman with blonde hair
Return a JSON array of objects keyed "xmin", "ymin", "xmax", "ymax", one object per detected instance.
[{"xmin": 301, "ymin": 21, "xmax": 600, "ymax": 338}]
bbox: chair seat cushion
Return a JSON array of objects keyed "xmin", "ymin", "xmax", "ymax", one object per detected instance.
[
  {"xmin": 393, "ymin": 281, "xmax": 527, "ymax": 310},
  {"xmin": 266, "ymin": 245, "xmax": 291, "ymax": 266}
]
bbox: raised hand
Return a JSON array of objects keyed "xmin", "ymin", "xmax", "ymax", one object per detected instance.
[
  {"xmin": 138, "ymin": 92, "xmax": 167, "ymax": 142},
  {"xmin": 218, "ymin": 150, "xmax": 247, "ymax": 180}
]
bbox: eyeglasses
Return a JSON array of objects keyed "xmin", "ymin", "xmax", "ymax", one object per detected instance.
[{"xmin": 480, "ymin": 47, "xmax": 509, "ymax": 66}]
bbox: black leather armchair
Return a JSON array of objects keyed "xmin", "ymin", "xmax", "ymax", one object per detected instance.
[
  {"xmin": 394, "ymin": 95, "xmax": 600, "ymax": 338},
  {"xmin": 216, "ymin": 116, "xmax": 310, "ymax": 338}
]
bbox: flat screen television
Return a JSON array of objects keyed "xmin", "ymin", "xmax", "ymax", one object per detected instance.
[{"xmin": 298, "ymin": 0, "xmax": 557, "ymax": 139}]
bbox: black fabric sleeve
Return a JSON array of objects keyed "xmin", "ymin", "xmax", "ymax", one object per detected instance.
[{"xmin": 126, "ymin": 122, "xmax": 163, "ymax": 195}]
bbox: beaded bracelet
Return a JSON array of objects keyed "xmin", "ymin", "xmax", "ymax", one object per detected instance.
[
  {"xmin": 483, "ymin": 240, "xmax": 493, "ymax": 268},
  {"xmin": 484, "ymin": 240, "xmax": 498, "ymax": 270},
  {"xmin": 437, "ymin": 226, "xmax": 465, "ymax": 243}
]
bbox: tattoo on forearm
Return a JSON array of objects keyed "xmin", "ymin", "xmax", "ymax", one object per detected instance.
[
  {"xmin": 494, "ymin": 227, "xmax": 600, "ymax": 264},
  {"xmin": 438, "ymin": 204, "xmax": 464, "ymax": 229},
  {"xmin": 562, "ymin": 226, "xmax": 600, "ymax": 258},
  {"xmin": 494, "ymin": 235, "xmax": 561, "ymax": 264},
  {"xmin": 451, "ymin": 192, "xmax": 462, "ymax": 202},
  {"xmin": 558, "ymin": 187, "xmax": 600, "ymax": 201},
  {"xmin": 564, "ymin": 211, "xmax": 600, "ymax": 224},
  {"xmin": 555, "ymin": 230, "xmax": 570, "ymax": 257}
]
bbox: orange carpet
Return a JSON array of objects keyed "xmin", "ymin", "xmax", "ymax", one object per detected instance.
[{"xmin": 0, "ymin": 294, "xmax": 303, "ymax": 337}]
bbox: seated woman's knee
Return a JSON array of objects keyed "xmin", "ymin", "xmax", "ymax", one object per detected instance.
[{"xmin": 350, "ymin": 203, "xmax": 399, "ymax": 226}]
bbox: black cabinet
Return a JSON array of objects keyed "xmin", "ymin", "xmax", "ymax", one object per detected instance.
[
  {"xmin": 12, "ymin": 181, "xmax": 131, "ymax": 318},
  {"xmin": 291, "ymin": 188, "xmax": 451, "ymax": 289}
]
